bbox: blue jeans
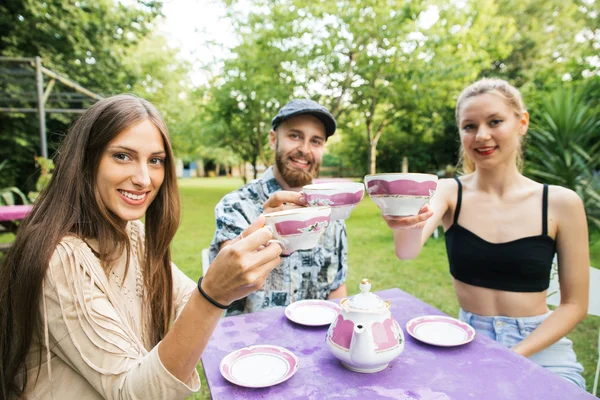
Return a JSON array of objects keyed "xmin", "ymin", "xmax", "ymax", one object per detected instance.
[{"xmin": 459, "ymin": 308, "xmax": 586, "ymax": 390}]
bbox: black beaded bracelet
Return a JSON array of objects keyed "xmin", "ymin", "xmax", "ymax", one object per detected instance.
[{"xmin": 197, "ymin": 277, "xmax": 229, "ymax": 310}]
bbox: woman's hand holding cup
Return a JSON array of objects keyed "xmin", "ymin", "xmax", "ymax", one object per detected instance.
[
  {"xmin": 382, "ymin": 204, "xmax": 434, "ymax": 230},
  {"xmin": 201, "ymin": 216, "xmax": 282, "ymax": 306}
]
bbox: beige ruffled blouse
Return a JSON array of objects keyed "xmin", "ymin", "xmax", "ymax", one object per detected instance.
[{"xmin": 20, "ymin": 220, "xmax": 200, "ymax": 399}]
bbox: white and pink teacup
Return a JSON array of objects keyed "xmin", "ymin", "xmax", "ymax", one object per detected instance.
[
  {"xmin": 364, "ymin": 173, "xmax": 438, "ymax": 216},
  {"xmin": 263, "ymin": 206, "xmax": 331, "ymax": 255},
  {"xmin": 302, "ymin": 182, "xmax": 364, "ymax": 221}
]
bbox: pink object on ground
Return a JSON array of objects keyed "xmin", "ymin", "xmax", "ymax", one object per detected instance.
[{"xmin": 0, "ymin": 205, "xmax": 33, "ymax": 222}]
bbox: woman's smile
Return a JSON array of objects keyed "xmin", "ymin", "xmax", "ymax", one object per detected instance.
[
  {"xmin": 117, "ymin": 189, "xmax": 150, "ymax": 205},
  {"xmin": 474, "ymin": 146, "xmax": 498, "ymax": 156}
]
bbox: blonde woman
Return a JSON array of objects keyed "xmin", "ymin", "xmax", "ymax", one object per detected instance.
[{"xmin": 385, "ymin": 78, "xmax": 589, "ymax": 389}]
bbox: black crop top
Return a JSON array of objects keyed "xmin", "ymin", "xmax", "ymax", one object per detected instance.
[{"xmin": 445, "ymin": 178, "xmax": 556, "ymax": 292}]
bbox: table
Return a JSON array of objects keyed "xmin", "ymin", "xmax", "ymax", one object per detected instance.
[{"xmin": 201, "ymin": 288, "xmax": 595, "ymax": 399}]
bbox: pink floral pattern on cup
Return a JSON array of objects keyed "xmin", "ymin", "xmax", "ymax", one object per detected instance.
[
  {"xmin": 274, "ymin": 216, "xmax": 330, "ymax": 236},
  {"xmin": 305, "ymin": 191, "xmax": 364, "ymax": 207},
  {"xmin": 366, "ymin": 179, "xmax": 437, "ymax": 196}
]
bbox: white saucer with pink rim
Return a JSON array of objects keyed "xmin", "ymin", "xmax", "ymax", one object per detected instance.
[
  {"xmin": 219, "ymin": 345, "xmax": 299, "ymax": 388},
  {"xmin": 285, "ymin": 299, "xmax": 341, "ymax": 326},
  {"xmin": 405, "ymin": 315, "xmax": 476, "ymax": 347}
]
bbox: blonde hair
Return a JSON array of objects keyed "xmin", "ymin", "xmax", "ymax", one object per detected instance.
[{"xmin": 455, "ymin": 78, "xmax": 527, "ymax": 174}]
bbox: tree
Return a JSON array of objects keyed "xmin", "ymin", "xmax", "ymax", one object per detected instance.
[
  {"xmin": 221, "ymin": 0, "xmax": 516, "ymax": 174},
  {"xmin": 0, "ymin": 0, "xmax": 162, "ymax": 191},
  {"xmin": 482, "ymin": 0, "xmax": 594, "ymax": 90},
  {"xmin": 123, "ymin": 32, "xmax": 202, "ymax": 159},
  {"xmin": 201, "ymin": 23, "xmax": 299, "ymax": 178}
]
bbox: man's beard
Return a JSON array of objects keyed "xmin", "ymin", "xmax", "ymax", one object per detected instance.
[{"xmin": 275, "ymin": 147, "xmax": 321, "ymax": 188}]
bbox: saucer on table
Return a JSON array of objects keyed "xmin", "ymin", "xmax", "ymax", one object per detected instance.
[
  {"xmin": 219, "ymin": 345, "xmax": 299, "ymax": 388},
  {"xmin": 285, "ymin": 299, "xmax": 341, "ymax": 326},
  {"xmin": 406, "ymin": 315, "xmax": 476, "ymax": 347}
]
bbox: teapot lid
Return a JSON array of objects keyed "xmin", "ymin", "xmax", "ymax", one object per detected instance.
[{"xmin": 345, "ymin": 279, "xmax": 387, "ymax": 312}]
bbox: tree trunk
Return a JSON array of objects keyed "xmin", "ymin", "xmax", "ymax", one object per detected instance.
[
  {"xmin": 366, "ymin": 118, "xmax": 387, "ymax": 175},
  {"xmin": 252, "ymin": 157, "xmax": 258, "ymax": 180},
  {"xmin": 241, "ymin": 163, "xmax": 247, "ymax": 184},
  {"xmin": 368, "ymin": 141, "xmax": 377, "ymax": 175},
  {"xmin": 215, "ymin": 163, "xmax": 221, "ymax": 177},
  {"xmin": 196, "ymin": 158, "xmax": 205, "ymax": 177}
]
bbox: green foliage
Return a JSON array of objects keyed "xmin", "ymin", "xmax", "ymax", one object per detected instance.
[
  {"xmin": 0, "ymin": 160, "xmax": 29, "ymax": 206},
  {"xmin": 526, "ymin": 86, "xmax": 600, "ymax": 230},
  {"xmin": 0, "ymin": 0, "xmax": 164, "ymax": 192},
  {"xmin": 482, "ymin": 0, "xmax": 590, "ymax": 88},
  {"xmin": 0, "ymin": 186, "xmax": 29, "ymax": 206},
  {"xmin": 218, "ymin": 0, "xmax": 518, "ymax": 174},
  {"xmin": 27, "ymin": 156, "xmax": 55, "ymax": 202},
  {"xmin": 0, "ymin": 0, "xmax": 162, "ymax": 92},
  {"xmin": 125, "ymin": 33, "xmax": 191, "ymax": 145}
]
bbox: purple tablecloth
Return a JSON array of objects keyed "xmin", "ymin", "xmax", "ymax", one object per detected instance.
[
  {"xmin": 0, "ymin": 205, "xmax": 32, "ymax": 222},
  {"xmin": 201, "ymin": 288, "xmax": 594, "ymax": 399}
]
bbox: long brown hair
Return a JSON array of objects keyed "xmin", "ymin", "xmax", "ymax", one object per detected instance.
[
  {"xmin": 455, "ymin": 78, "xmax": 527, "ymax": 174},
  {"xmin": 0, "ymin": 94, "xmax": 180, "ymax": 398}
]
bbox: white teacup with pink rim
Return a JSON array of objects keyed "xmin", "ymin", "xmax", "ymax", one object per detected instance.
[
  {"xmin": 302, "ymin": 182, "xmax": 364, "ymax": 221},
  {"xmin": 263, "ymin": 206, "xmax": 331, "ymax": 255},
  {"xmin": 364, "ymin": 173, "xmax": 438, "ymax": 216}
]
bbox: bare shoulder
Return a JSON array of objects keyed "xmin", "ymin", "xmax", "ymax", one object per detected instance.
[
  {"xmin": 432, "ymin": 177, "xmax": 459, "ymax": 207},
  {"xmin": 547, "ymin": 185, "xmax": 586, "ymax": 234},
  {"xmin": 432, "ymin": 178, "xmax": 459, "ymax": 224},
  {"xmin": 436, "ymin": 177, "xmax": 459, "ymax": 197},
  {"xmin": 548, "ymin": 185, "xmax": 584, "ymax": 211}
]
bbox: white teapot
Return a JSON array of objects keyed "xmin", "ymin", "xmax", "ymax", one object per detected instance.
[{"xmin": 326, "ymin": 279, "xmax": 404, "ymax": 373}]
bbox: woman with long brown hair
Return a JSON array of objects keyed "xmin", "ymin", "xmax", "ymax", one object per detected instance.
[{"xmin": 0, "ymin": 94, "xmax": 282, "ymax": 399}]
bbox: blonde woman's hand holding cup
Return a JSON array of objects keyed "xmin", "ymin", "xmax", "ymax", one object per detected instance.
[{"xmin": 382, "ymin": 204, "xmax": 434, "ymax": 230}]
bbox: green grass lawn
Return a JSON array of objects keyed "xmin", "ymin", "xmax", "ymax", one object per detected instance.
[{"xmin": 1, "ymin": 177, "xmax": 599, "ymax": 397}]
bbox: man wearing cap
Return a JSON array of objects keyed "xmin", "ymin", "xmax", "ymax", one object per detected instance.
[{"xmin": 208, "ymin": 99, "xmax": 348, "ymax": 315}]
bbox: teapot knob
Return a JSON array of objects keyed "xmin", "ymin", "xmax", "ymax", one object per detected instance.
[{"xmin": 359, "ymin": 278, "xmax": 371, "ymax": 293}]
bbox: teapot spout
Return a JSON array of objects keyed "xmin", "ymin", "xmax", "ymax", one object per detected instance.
[{"xmin": 349, "ymin": 323, "xmax": 375, "ymax": 368}]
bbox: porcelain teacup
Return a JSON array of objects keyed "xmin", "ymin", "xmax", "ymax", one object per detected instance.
[
  {"xmin": 364, "ymin": 173, "xmax": 438, "ymax": 216},
  {"xmin": 263, "ymin": 206, "xmax": 331, "ymax": 255},
  {"xmin": 302, "ymin": 182, "xmax": 364, "ymax": 221}
]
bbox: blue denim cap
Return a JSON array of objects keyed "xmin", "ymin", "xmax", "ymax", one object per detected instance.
[{"xmin": 271, "ymin": 99, "xmax": 337, "ymax": 137}]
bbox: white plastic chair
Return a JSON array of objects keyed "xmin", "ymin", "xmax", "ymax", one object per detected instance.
[
  {"xmin": 547, "ymin": 257, "xmax": 600, "ymax": 395},
  {"xmin": 201, "ymin": 248, "xmax": 210, "ymax": 277}
]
